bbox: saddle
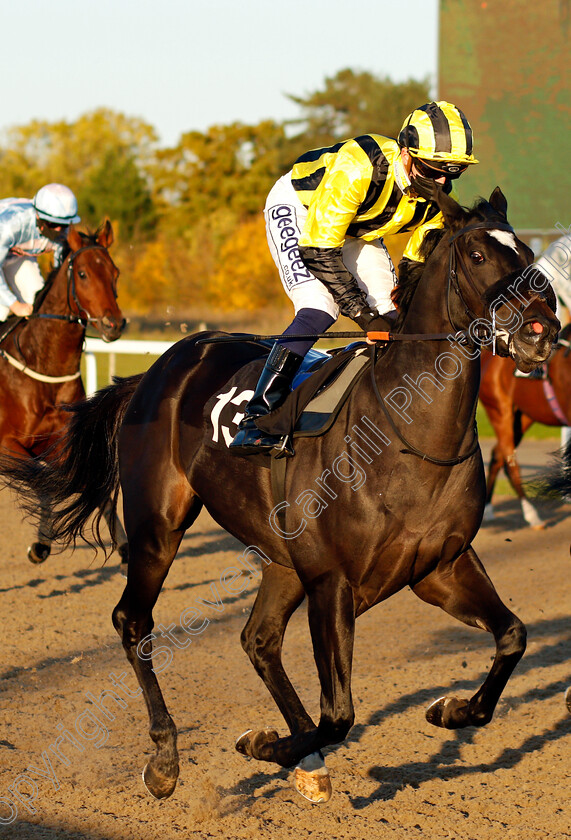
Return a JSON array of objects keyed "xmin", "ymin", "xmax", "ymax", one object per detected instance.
[{"xmin": 204, "ymin": 342, "xmax": 371, "ymax": 463}]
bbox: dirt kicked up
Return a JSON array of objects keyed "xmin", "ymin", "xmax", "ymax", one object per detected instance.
[{"xmin": 0, "ymin": 442, "xmax": 569, "ymax": 840}]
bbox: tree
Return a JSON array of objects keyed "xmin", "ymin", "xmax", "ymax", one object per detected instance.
[
  {"xmin": 151, "ymin": 120, "xmax": 287, "ymax": 235},
  {"xmin": 78, "ymin": 148, "xmax": 156, "ymax": 238},
  {"xmin": 0, "ymin": 109, "xmax": 159, "ymax": 236},
  {"xmin": 282, "ymin": 69, "xmax": 431, "ymax": 162},
  {"xmin": 208, "ymin": 215, "xmax": 278, "ymax": 311}
]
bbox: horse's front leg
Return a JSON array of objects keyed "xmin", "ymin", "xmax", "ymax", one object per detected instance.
[
  {"xmin": 412, "ymin": 546, "xmax": 526, "ymax": 728},
  {"xmin": 238, "ymin": 560, "xmax": 313, "ymax": 736},
  {"xmin": 241, "ymin": 570, "xmax": 355, "ymax": 802}
]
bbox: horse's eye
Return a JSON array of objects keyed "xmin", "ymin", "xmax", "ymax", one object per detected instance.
[
  {"xmin": 470, "ymin": 251, "xmax": 485, "ymax": 264},
  {"xmin": 78, "ymin": 270, "xmax": 87, "ymax": 280}
]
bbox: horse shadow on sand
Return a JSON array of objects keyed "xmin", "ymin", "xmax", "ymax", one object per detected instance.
[{"xmin": 215, "ymin": 614, "xmax": 570, "ymax": 812}]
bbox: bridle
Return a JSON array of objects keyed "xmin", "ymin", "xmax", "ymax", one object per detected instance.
[
  {"xmin": 29, "ymin": 243, "xmax": 114, "ymax": 328},
  {"xmin": 371, "ymin": 219, "xmax": 546, "ymax": 466},
  {"xmin": 0, "ymin": 242, "xmax": 116, "ymax": 384},
  {"xmin": 445, "ymin": 221, "xmax": 514, "ymax": 333}
]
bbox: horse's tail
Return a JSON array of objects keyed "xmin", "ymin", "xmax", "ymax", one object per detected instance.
[
  {"xmin": 0, "ymin": 374, "xmax": 143, "ymax": 554},
  {"xmin": 533, "ymin": 439, "xmax": 571, "ymax": 501}
]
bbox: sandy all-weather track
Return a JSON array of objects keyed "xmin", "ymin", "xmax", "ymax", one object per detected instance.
[{"xmin": 0, "ymin": 439, "xmax": 569, "ymax": 840}]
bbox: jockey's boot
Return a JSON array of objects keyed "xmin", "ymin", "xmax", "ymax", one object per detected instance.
[{"xmin": 229, "ymin": 343, "xmax": 304, "ymax": 457}]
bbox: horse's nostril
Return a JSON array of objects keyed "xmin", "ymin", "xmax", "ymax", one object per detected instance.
[{"xmin": 530, "ymin": 321, "xmax": 543, "ymax": 334}]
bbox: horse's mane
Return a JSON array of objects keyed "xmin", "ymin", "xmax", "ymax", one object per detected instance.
[
  {"xmin": 391, "ymin": 197, "xmax": 500, "ymax": 330},
  {"xmin": 32, "ymin": 229, "xmax": 96, "ymax": 312}
]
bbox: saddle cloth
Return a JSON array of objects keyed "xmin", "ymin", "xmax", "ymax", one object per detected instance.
[{"xmin": 204, "ymin": 342, "xmax": 371, "ymax": 460}]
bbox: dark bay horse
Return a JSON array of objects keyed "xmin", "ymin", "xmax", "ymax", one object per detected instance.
[
  {"xmin": 2, "ymin": 187, "xmax": 559, "ymax": 802},
  {"xmin": 0, "ymin": 220, "xmax": 126, "ymax": 562},
  {"xmin": 479, "ymin": 324, "xmax": 571, "ymax": 529}
]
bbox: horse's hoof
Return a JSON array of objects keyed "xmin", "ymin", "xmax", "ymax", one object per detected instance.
[
  {"xmin": 293, "ymin": 752, "xmax": 332, "ymax": 804},
  {"xmin": 565, "ymin": 686, "xmax": 571, "ymax": 714},
  {"xmin": 27, "ymin": 543, "xmax": 51, "ymax": 564},
  {"xmin": 521, "ymin": 499, "xmax": 545, "ymax": 529},
  {"xmin": 426, "ymin": 696, "xmax": 470, "ymax": 729},
  {"xmin": 235, "ymin": 727, "xmax": 279, "ymax": 759},
  {"xmin": 142, "ymin": 761, "xmax": 178, "ymax": 800}
]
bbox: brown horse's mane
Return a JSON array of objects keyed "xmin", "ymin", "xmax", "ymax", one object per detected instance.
[{"xmin": 392, "ymin": 197, "xmax": 498, "ymax": 330}]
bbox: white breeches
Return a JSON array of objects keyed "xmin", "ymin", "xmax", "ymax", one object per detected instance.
[
  {"xmin": 264, "ymin": 173, "xmax": 397, "ymax": 318},
  {"xmin": 0, "ymin": 256, "xmax": 45, "ymax": 320}
]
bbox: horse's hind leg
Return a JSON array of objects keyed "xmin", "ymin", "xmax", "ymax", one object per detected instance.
[
  {"xmin": 100, "ymin": 499, "xmax": 129, "ymax": 573},
  {"xmin": 483, "ymin": 443, "xmax": 504, "ymax": 521},
  {"xmin": 112, "ymin": 483, "xmax": 202, "ymax": 800},
  {"xmin": 27, "ymin": 498, "xmax": 53, "ymax": 564},
  {"xmin": 412, "ymin": 546, "xmax": 526, "ymax": 729}
]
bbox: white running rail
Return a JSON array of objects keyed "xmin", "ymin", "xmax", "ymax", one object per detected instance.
[
  {"xmin": 84, "ymin": 337, "xmax": 176, "ymax": 396},
  {"xmin": 83, "ymin": 336, "xmax": 571, "ymax": 449}
]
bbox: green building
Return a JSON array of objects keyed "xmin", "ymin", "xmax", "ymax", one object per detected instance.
[{"xmin": 438, "ymin": 0, "xmax": 570, "ymax": 248}]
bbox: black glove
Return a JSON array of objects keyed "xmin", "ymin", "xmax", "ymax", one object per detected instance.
[
  {"xmin": 354, "ymin": 309, "xmax": 392, "ymax": 332},
  {"xmin": 365, "ymin": 315, "xmax": 393, "ymax": 335},
  {"xmin": 354, "ymin": 308, "xmax": 380, "ymax": 330}
]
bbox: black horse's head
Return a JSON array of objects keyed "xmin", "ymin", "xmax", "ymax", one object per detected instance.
[{"xmin": 417, "ymin": 186, "xmax": 560, "ymax": 371}]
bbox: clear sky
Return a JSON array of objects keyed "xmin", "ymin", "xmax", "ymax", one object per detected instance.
[{"xmin": 4, "ymin": 0, "xmax": 439, "ymax": 148}]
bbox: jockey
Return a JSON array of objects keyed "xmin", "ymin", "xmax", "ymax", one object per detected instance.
[
  {"xmin": 0, "ymin": 183, "xmax": 81, "ymax": 320},
  {"xmin": 230, "ymin": 100, "xmax": 479, "ymax": 456}
]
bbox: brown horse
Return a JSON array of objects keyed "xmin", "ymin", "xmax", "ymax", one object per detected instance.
[
  {"xmin": 479, "ymin": 324, "xmax": 571, "ymax": 528},
  {"xmin": 1, "ymin": 187, "xmax": 560, "ymax": 802},
  {"xmin": 533, "ymin": 439, "xmax": 571, "ymax": 713},
  {"xmin": 0, "ymin": 220, "xmax": 126, "ymax": 561}
]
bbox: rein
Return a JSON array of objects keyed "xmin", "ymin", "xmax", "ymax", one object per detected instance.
[
  {"xmin": 196, "ymin": 330, "xmax": 464, "ymax": 345},
  {"xmin": 369, "ymin": 342, "xmax": 479, "ymax": 466},
  {"xmin": 369, "ymin": 220, "xmax": 519, "ymax": 467}
]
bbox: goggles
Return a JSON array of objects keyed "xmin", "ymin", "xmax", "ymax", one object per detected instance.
[{"xmin": 413, "ymin": 158, "xmax": 468, "ymax": 180}]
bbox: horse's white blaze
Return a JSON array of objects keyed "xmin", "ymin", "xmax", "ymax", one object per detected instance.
[{"xmin": 488, "ymin": 229, "xmax": 519, "ymax": 253}]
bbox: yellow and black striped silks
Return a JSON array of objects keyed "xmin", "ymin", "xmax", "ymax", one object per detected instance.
[
  {"xmin": 291, "ymin": 134, "xmax": 450, "ymax": 262},
  {"xmin": 398, "ymin": 101, "xmax": 478, "ymax": 166}
]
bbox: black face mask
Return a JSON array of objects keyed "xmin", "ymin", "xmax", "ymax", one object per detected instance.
[{"xmin": 410, "ymin": 173, "xmax": 437, "ymax": 201}]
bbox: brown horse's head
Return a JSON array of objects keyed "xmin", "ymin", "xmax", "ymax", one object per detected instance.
[{"xmin": 66, "ymin": 220, "xmax": 126, "ymax": 342}]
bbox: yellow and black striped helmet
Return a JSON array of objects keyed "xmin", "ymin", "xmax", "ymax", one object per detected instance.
[{"xmin": 398, "ymin": 101, "xmax": 479, "ymax": 170}]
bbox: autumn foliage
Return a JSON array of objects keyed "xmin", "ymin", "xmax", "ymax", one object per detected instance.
[{"xmin": 0, "ymin": 72, "xmax": 429, "ymax": 319}]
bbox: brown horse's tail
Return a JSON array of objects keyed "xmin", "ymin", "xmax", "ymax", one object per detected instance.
[{"xmin": 0, "ymin": 375, "xmax": 143, "ymax": 555}]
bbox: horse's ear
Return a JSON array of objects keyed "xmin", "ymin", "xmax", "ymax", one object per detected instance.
[
  {"xmin": 96, "ymin": 219, "xmax": 114, "ymax": 248},
  {"xmin": 67, "ymin": 226, "xmax": 84, "ymax": 252},
  {"xmin": 489, "ymin": 187, "xmax": 508, "ymax": 219},
  {"xmin": 433, "ymin": 185, "xmax": 466, "ymax": 228}
]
